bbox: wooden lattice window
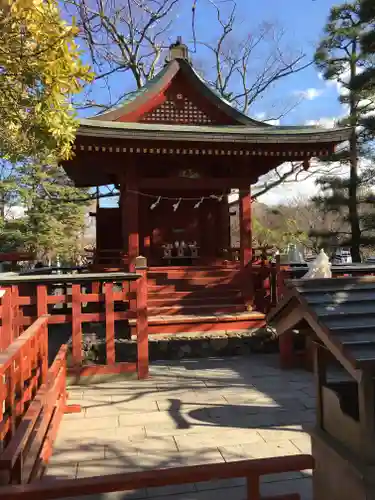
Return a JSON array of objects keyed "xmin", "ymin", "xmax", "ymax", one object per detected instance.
[{"xmin": 140, "ymin": 95, "xmax": 217, "ymax": 125}]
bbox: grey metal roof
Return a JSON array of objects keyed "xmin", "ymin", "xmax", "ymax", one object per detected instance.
[{"xmin": 270, "ymin": 276, "xmax": 375, "ymax": 373}]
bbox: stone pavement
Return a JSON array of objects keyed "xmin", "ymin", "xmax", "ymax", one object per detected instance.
[{"xmin": 47, "ymin": 354, "xmax": 315, "ymax": 499}]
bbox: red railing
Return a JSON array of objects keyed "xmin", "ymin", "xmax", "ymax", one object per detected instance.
[
  {"xmin": 0, "ymin": 316, "xmax": 69, "ymax": 484},
  {"xmin": 0, "ymin": 453, "xmax": 313, "ymax": 499},
  {"xmin": 0, "ymin": 270, "xmax": 149, "ymax": 379}
]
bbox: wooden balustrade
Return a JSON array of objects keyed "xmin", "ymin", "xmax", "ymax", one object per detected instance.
[
  {"xmin": 0, "ymin": 271, "xmax": 149, "ymax": 379},
  {"xmin": 0, "ymin": 316, "xmax": 70, "ymax": 484},
  {"xmin": 0, "ymin": 453, "xmax": 313, "ymax": 499}
]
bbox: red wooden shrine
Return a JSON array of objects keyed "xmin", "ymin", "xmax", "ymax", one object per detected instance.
[{"xmin": 62, "ymin": 38, "xmax": 349, "ymax": 272}]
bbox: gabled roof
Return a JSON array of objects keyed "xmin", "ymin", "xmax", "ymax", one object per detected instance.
[
  {"xmin": 90, "ymin": 58, "xmax": 264, "ymax": 126},
  {"xmin": 268, "ymin": 276, "xmax": 375, "ymax": 380}
]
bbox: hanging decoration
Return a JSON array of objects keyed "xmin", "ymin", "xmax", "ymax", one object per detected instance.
[
  {"xmin": 123, "ymin": 189, "xmax": 230, "ymax": 211},
  {"xmin": 194, "ymin": 197, "xmax": 204, "ymax": 209},
  {"xmin": 150, "ymin": 196, "xmax": 161, "ymax": 210},
  {"xmin": 210, "ymin": 194, "xmax": 224, "ymax": 202},
  {"xmin": 172, "ymin": 198, "xmax": 182, "ymax": 212}
]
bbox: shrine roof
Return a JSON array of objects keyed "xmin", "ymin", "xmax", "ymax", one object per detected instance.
[
  {"xmin": 78, "ymin": 54, "xmax": 350, "ymax": 145},
  {"xmin": 77, "ymin": 118, "xmax": 349, "ymax": 144},
  {"xmin": 268, "ymin": 276, "xmax": 375, "ymax": 379},
  {"xmin": 90, "ymin": 58, "xmax": 264, "ymax": 126}
]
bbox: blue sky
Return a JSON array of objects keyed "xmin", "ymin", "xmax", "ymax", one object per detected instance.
[{"xmin": 73, "ymin": 0, "xmax": 345, "ymax": 205}]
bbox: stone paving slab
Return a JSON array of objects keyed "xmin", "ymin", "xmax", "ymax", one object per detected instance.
[{"xmin": 47, "ymin": 354, "xmax": 315, "ymax": 499}]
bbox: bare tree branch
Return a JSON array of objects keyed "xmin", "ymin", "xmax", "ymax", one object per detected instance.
[{"xmin": 194, "ymin": 2, "xmax": 313, "ymax": 115}]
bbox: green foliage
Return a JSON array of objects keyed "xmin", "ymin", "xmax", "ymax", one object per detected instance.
[
  {"xmin": 311, "ymin": 169, "xmax": 375, "ymax": 251},
  {"xmin": 17, "ymin": 162, "xmax": 90, "ymax": 262},
  {"xmin": 252, "ymin": 216, "xmax": 308, "ymax": 250},
  {"xmin": 0, "ymin": 158, "xmax": 90, "ymax": 262},
  {"xmin": 0, "ymin": 217, "xmax": 27, "ymax": 253},
  {"xmin": 0, "ymin": 0, "xmax": 92, "ymax": 162}
]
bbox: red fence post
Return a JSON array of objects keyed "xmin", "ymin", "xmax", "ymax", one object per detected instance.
[
  {"xmin": 71, "ymin": 284, "xmax": 82, "ymax": 368},
  {"xmin": 37, "ymin": 285, "xmax": 49, "ymax": 382},
  {"xmin": 246, "ymin": 475, "xmax": 260, "ymax": 500},
  {"xmin": 1, "ymin": 288, "xmax": 12, "ymax": 351},
  {"xmin": 135, "ymin": 257, "xmax": 148, "ymax": 379},
  {"xmin": 104, "ymin": 282, "xmax": 115, "ymax": 365},
  {"xmin": 11, "ymin": 285, "xmax": 21, "ymax": 338}
]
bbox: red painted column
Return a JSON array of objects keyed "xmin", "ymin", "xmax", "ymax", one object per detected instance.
[
  {"xmin": 220, "ymin": 196, "xmax": 230, "ymax": 260},
  {"xmin": 239, "ymin": 189, "xmax": 252, "ymax": 268},
  {"xmin": 121, "ymin": 168, "xmax": 139, "ymax": 272}
]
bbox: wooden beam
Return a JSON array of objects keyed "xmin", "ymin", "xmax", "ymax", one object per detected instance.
[{"xmin": 137, "ymin": 177, "xmax": 253, "ymax": 190}]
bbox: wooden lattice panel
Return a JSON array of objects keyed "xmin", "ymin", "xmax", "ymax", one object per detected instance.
[{"xmin": 140, "ymin": 94, "xmax": 218, "ymax": 125}]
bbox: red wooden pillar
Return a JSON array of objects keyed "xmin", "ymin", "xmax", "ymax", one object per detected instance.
[
  {"xmin": 220, "ymin": 196, "xmax": 230, "ymax": 260},
  {"xmin": 121, "ymin": 169, "xmax": 139, "ymax": 272},
  {"xmin": 279, "ymin": 331, "xmax": 295, "ymax": 369},
  {"xmin": 239, "ymin": 189, "xmax": 252, "ymax": 268},
  {"xmin": 104, "ymin": 282, "xmax": 115, "ymax": 365},
  {"xmin": 135, "ymin": 261, "xmax": 148, "ymax": 379}
]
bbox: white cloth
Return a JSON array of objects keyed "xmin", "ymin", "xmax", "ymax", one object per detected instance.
[{"xmin": 302, "ymin": 249, "xmax": 332, "ymax": 279}]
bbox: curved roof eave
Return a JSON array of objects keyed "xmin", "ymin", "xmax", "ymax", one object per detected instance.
[{"xmin": 76, "ymin": 118, "xmax": 351, "ymax": 144}]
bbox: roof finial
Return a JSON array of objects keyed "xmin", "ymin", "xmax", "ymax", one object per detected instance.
[{"xmin": 168, "ymin": 36, "xmax": 189, "ymax": 61}]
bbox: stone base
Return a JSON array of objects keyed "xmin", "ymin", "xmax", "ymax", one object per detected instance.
[{"xmin": 311, "ymin": 427, "xmax": 375, "ymax": 500}]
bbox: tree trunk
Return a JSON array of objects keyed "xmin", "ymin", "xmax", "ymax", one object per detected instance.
[
  {"xmin": 348, "ymin": 41, "xmax": 361, "ymax": 263},
  {"xmin": 348, "ymin": 129, "xmax": 361, "ymax": 262}
]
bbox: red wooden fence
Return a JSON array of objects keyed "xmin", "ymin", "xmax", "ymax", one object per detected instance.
[
  {"xmin": 0, "ymin": 453, "xmax": 313, "ymax": 499},
  {"xmin": 0, "ymin": 316, "xmax": 69, "ymax": 484},
  {"xmin": 0, "ymin": 271, "xmax": 148, "ymax": 379}
]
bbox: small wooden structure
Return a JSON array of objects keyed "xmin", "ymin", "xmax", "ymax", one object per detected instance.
[
  {"xmin": 269, "ymin": 276, "xmax": 375, "ymax": 500},
  {"xmin": 269, "ymin": 265, "xmax": 375, "ymax": 369}
]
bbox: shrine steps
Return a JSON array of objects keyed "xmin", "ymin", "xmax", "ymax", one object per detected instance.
[
  {"xmin": 141, "ymin": 266, "xmax": 266, "ymax": 335},
  {"xmin": 148, "ymin": 303, "xmax": 246, "ymax": 316},
  {"xmin": 139, "ymin": 311, "xmax": 266, "ymax": 335},
  {"xmin": 148, "ymin": 290, "xmax": 243, "ymax": 307}
]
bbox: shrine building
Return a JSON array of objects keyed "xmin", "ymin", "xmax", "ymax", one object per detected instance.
[
  {"xmin": 62, "ymin": 38, "xmax": 349, "ymax": 272},
  {"xmin": 61, "ymin": 38, "xmax": 350, "ymax": 334}
]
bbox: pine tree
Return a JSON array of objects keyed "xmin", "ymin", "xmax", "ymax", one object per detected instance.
[
  {"xmin": 312, "ymin": 1, "xmax": 375, "ymax": 261},
  {"xmin": 352, "ymin": 0, "xmax": 375, "ymax": 139},
  {"xmin": 17, "ymin": 162, "xmax": 90, "ymax": 263}
]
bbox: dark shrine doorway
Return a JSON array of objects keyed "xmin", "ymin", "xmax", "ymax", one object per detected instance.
[
  {"xmin": 140, "ymin": 193, "xmax": 225, "ymax": 266},
  {"xmin": 96, "ymin": 207, "xmax": 123, "ymax": 257}
]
